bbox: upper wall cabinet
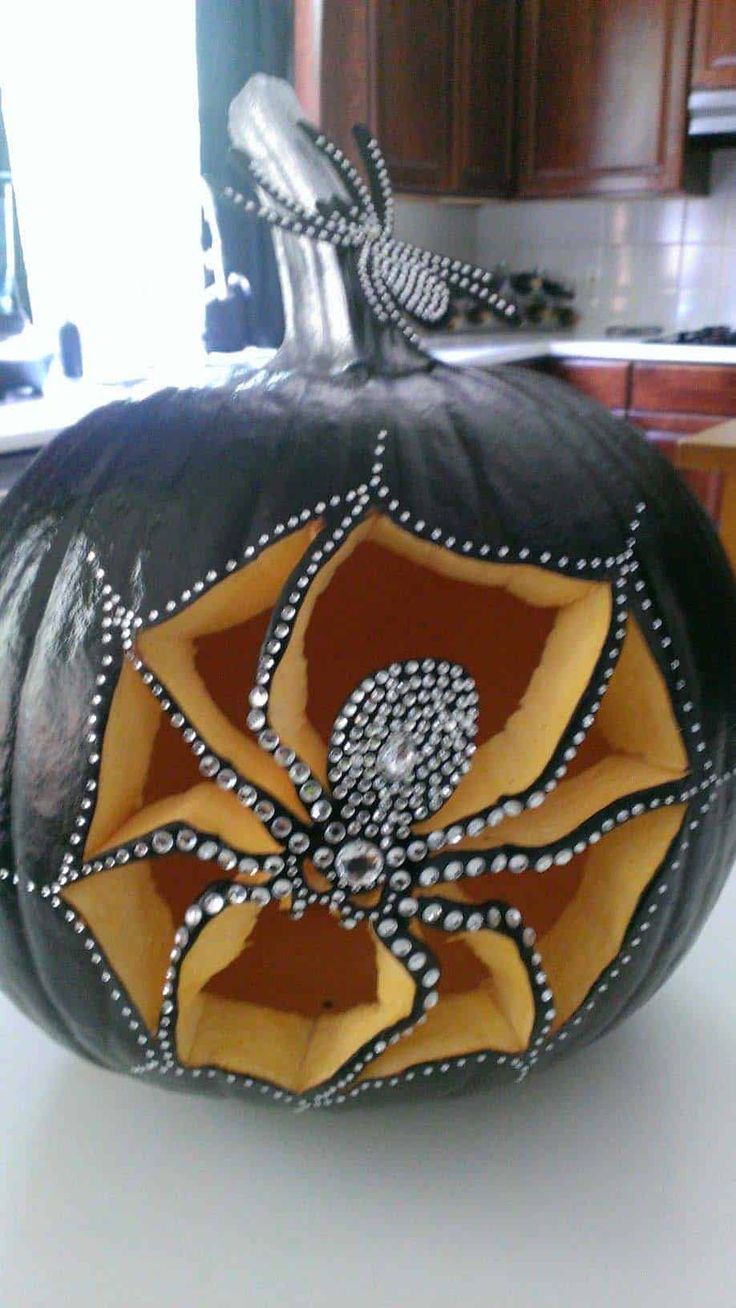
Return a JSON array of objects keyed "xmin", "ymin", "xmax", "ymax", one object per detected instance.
[
  {"xmin": 300, "ymin": 0, "xmax": 703, "ymax": 200},
  {"xmin": 692, "ymin": 0, "xmax": 736, "ymax": 87},
  {"xmin": 516, "ymin": 0, "xmax": 695, "ymax": 197},
  {"xmin": 314, "ymin": 0, "xmax": 518, "ymax": 197}
]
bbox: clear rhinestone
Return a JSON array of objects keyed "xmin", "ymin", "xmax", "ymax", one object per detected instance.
[
  {"xmin": 335, "ymin": 840, "xmax": 385, "ymax": 892},
  {"xmin": 152, "ymin": 830, "xmax": 173, "ymax": 855},
  {"xmin": 271, "ymin": 816, "xmax": 293, "ymax": 840},
  {"xmin": 391, "ymin": 938, "xmax": 411, "ymax": 957},
  {"xmin": 175, "ymin": 829, "xmax": 197, "ymax": 853},
  {"xmin": 184, "ymin": 905, "xmax": 203, "ymax": 929},
  {"xmin": 397, "ymin": 897, "xmax": 418, "ymax": 917},
  {"xmin": 389, "ymin": 870, "xmax": 411, "ymax": 890},
  {"xmin": 216, "ymin": 769, "xmax": 237, "ymax": 791},
  {"xmin": 377, "ymin": 918, "xmax": 398, "ymax": 938},
  {"xmin": 249, "ymin": 687, "xmax": 268, "ymax": 708},
  {"xmin": 443, "ymin": 909, "xmax": 464, "ymax": 931},
  {"xmin": 204, "ymin": 892, "xmax": 225, "ymax": 915},
  {"xmin": 300, "ymin": 779, "xmax": 322, "ymax": 803},
  {"xmin": 197, "ymin": 841, "xmax": 218, "ymax": 861},
  {"xmin": 421, "ymin": 903, "xmax": 442, "ymax": 924},
  {"xmin": 377, "ymin": 733, "xmax": 418, "ymax": 780},
  {"xmin": 313, "ymin": 847, "xmax": 334, "ymax": 869}
]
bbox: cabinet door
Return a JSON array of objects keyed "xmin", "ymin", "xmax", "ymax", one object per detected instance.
[
  {"xmin": 516, "ymin": 0, "xmax": 694, "ymax": 197},
  {"xmin": 372, "ymin": 0, "xmax": 454, "ymax": 192},
  {"xmin": 692, "ymin": 0, "xmax": 736, "ymax": 88},
  {"xmin": 452, "ymin": 0, "xmax": 518, "ymax": 195},
  {"xmin": 318, "ymin": 0, "xmax": 372, "ymax": 166}
]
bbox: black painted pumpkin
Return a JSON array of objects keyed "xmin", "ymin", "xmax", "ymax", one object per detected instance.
[{"xmin": 1, "ymin": 78, "xmax": 736, "ymax": 1111}]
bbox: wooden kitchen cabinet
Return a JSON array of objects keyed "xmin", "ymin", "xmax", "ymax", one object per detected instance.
[
  {"xmin": 451, "ymin": 0, "xmax": 518, "ymax": 194},
  {"xmin": 537, "ymin": 358, "xmax": 629, "ymax": 412},
  {"xmin": 372, "ymin": 0, "xmax": 455, "ymax": 191},
  {"xmin": 303, "ymin": 0, "xmax": 705, "ymax": 201},
  {"xmin": 313, "ymin": 0, "xmax": 518, "ymax": 197},
  {"xmin": 692, "ymin": 0, "xmax": 736, "ymax": 88},
  {"xmin": 516, "ymin": 0, "xmax": 695, "ymax": 197}
]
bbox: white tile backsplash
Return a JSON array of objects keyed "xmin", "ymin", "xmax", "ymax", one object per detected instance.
[
  {"xmin": 395, "ymin": 149, "xmax": 736, "ymax": 333},
  {"xmin": 393, "ymin": 197, "xmax": 477, "ymax": 264}
]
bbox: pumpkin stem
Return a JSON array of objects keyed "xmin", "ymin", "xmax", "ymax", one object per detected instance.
[{"xmin": 227, "ymin": 75, "xmax": 432, "ymax": 376}]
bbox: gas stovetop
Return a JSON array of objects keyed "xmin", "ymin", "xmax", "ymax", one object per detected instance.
[{"xmin": 649, "ymin": 325, "xmax": 736, "ymax": 345}]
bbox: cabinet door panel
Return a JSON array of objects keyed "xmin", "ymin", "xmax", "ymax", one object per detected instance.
[
  {"xmin": 542, "ymin": 358, "xmax": 631, "ymax": 408},
  {"xmin": 319, "ymin": 0, "xmax": 372, "ymax": 166},
  {"xmin": 452, "ymin": 0, "xmax": 518, "ymax": 195},
  {"xmin": 517, "ymin": 0, "xmax": 694, "ymax": 196},
  {"xmin": 372, "ymin": 0, "xmax": 454, "ymax": 191},
  {"xmin": 692, "ymin": 0, "xmax": 736, "ymax": 88},
  {"xmin": 630, "ymin": 363, "xmax": 736, "ymax": 414}
]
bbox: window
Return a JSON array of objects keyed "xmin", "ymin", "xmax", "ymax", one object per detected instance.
[{"xmin": 1, "ymin": 2, "xmax": 204, "ymax": 381}]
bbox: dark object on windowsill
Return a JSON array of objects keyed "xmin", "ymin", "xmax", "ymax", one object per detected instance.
[
  {"xmin": 59, "ymin": 321, "xmax": 83, "ymax": 379},
  {"xmin": 204, "ymin": 272, "xmax": 252, "ymax": 353}
]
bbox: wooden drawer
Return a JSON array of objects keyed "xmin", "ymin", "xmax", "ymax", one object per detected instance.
[
  {"xmin": 543, "ymin": 358, "xmax": 630, "ymax": 409},
  {"xmin": 630, "ymin": 364, "xmax": 736, "ymax": 417}
]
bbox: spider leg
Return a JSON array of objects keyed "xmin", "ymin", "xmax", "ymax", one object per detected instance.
[
  {"xmin": 356, "ymin": 241, "xmax": 391, "ymax": 324},
  {"xmin": 298, "ymin": 119, "xmax": 377, "ymax": 224},
  {"xmin": 443, "ymin": 261, "xmax": 522, "ymax": 324},
  {"xmin": 352, "ymin": 124, "xmax": 394, "ymax": 233},
  {"xmin": 228, "ymin": 148, "xmax": 366, "ymax": 246},
  {"xmin": 368, "ymin": 244, "xmax": 422, "ymax": 347}
]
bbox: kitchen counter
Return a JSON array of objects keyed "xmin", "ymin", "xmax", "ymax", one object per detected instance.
[
  {"xmin": 4, "ymin": 334, "xmax": 736, "ymax": 457},
  {"xmin": 428, "ymin": 331, "xmax": 736, "ymax": 368}
]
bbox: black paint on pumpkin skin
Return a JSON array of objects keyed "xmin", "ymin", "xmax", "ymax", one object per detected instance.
[
  {"xmin": 3, "ymin": 82, "xmax": 736, "ymax": 1106},
  {"xmin": 2, "ymin": 365, "xmax": 736, "ymax": 1105}
]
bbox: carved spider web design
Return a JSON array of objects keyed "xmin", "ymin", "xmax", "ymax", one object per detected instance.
[{"xmin": 41, "ymin": 431, "xmax": 705, "ymax": 1109}]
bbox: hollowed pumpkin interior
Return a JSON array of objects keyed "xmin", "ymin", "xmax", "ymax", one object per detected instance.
[{"xmin": 66, "ymin": 514, "xmax": 688, "ymax": 1091}]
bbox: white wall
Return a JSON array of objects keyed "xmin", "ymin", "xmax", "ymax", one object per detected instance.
[{"xmin": 394, "ymin": 150, "xmax": 736, "ymax": 334}]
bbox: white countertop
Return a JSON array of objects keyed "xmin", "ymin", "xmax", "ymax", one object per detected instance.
[
  {"xmin": 428, "ymin": 331, "xmax": 736, "ymax": 368},
  {"xmin": 2, "ymin": 869, "xmax": 735, "ymax": 1308},
  {"xmin": 3, "ymin": 333, "xmax": 736, "ymax": 456}
]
